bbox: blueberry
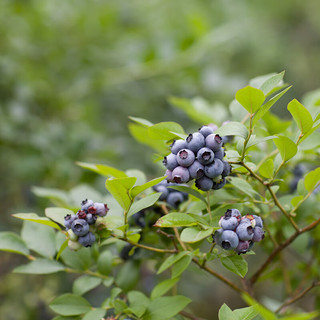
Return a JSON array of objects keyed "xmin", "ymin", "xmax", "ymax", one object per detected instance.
[
  {"xmin": 165, "ymin": 169, "xmax": 174, "ymax": 182},
  {"xmin": 120, "ymin": 243, "xmax": 135, "ymax": 260},
  {"xmin": 212, "ymin": 177, "xmax": 226, "ymax": 190},
  {"xmin": 176, "ymin": 149, "xmax": 195, "ymax": 167},
  {"xmin": 220, "ymin": 230, "xmax": 239, "ymax": 250},
  {"xmin": 132, "ymin": 211, "xmax": 146, "ymax": 228},
  {"xmin": 86, "ymin": 213, "xmax": 97, "ymax": 225},
  {"xmin": 167, "ymin": 192, "xmax": 185, "ymax": 208},
  {"xmin": 77, "ymin": 210, "xmax": 87, "ymax": 219},
  {"xmin": 221, "ymin": 160, "xmax": 232, "ymax": 177},
  {"xmin": 219, "ymin": 216, "xmax": 239, "ymax": 230},
  {"xmin": 188, "ymin": 160, "xmax": 205, "ymax": 179},
  {"xmin": 205, "ymin": 134, "xmax": 223, "ymax": 152},
  {"xmin": 171, "ymin": 139, "xmax": 188, "ymax": 154},
  {"xmin": 78, "ymin": 232, "xmax": 96, "ymax": 247},
  {"xmin": 199, "ymin": 125, "xmax": 214, "ymax": 138},
  {"xmin": 235, "ymin": 241, "xmax": 250, "ymax": 254},
  {"xmin": 214, "ymin": 148, "xmax": 225, "ymax": 160},
  {"xmin": 186, "ymin": 132, "xmax": 205, "ymax": 153},
  {"xmin": 163, "ymin": 153, "xmax": 178, "ymax": 171},
  {"xmin": 225, "ymin": 209, "xmax": 241, "ymax": 220},
  {"xmin": 94, "ymin": 203, "xmax": 109, "ymax": 217},
  {"xmin": 64, "ymin": 214, "xmax": 77, "ymax": 229},
  {"xmin": 213, "ymin": 228, "xmax": 223, "ymax": 245},
  {"xmin": 222, "ymin": 136, "xmax": 232, "ymax": 144},
  {"xmin": 195, "ymin": 176, "xmax": 213, "ymax": 191},
  {"xmin": 236, "ymin": 222, "xmax": 254, "ymax": 241},
  {"xmin": 71, "ymin": 219, "xmax": 90, "ymax": 237},
  {"xmin": 252, "ymin": 226, "xmax": 265, "ymax": 242},
  {"xmin": 172, "ymin": 166, "xmax": 190, "ymax": 183},
  {"xmin": 81, "ymin": 199, "xmax": 94, "ymax": 211},
  {"xmin": 253, "ymin": 215, "xmax": 263, "ymax": 228},
  {"xmin": 293, "ymin": 164, "xmax": 307, "ymax": 177},
  {"xmin": 197, "ymin": 147, "xmax": 215, "ymax": 165},
  {"xmin": 154, "ymin": 185, "xmax": 169, "ymax": 201},
  {"xmin": 241, "ymin": 214, "xmax": 256, "ymax": 228},
  {"xmin": 204, "ymin": 159, "xmax": 224, "ymax": 178}
]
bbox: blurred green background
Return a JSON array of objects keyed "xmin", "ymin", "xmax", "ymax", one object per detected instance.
[{"xmin": 1, "ymin": 0, "xmax": 320, "ymax": 319}]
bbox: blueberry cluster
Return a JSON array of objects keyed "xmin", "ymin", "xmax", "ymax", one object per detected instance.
[
  {"xmin": 214, "ymin": 209, "xmax": 264, "ymax": 254},
  {"xmin": 163, "ymin": 125, "xmax": 232, "ymax": 191},
  {"xmin": 64, "ymin": 199, "xmax": 109, "ymax": 249},
  {"xmin": 152, "ymin": 181, "xmax": 188, "ymax": 208}
]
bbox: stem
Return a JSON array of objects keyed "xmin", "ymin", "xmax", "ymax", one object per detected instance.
[
  {"xmin": 240, "ymin": 114, "xmax": 254, "ymax": 162},
  {"xmin": 179, "ymin": 310, "xmax": 206, "ymax": 320},
  {"xmin": 207, "ymin": 191, "xmax": 212, "ymax": 224}
]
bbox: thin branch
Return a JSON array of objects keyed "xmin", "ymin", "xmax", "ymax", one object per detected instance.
[{"xmin": 179, "ymin": 310, "xmax": 206, "ymax": 320}]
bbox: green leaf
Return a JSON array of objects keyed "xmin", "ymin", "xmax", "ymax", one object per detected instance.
[
  {"xmin": 167, "ymin": 185, "xmax": 207, "ymax": 204},
  {"xmin": 76, "ymin": 161, "xmax": 127, "ymax": 178},
  {"xmin": 153, "ymin": 212, "xmax": 197, "ymax": 228},
  {"xmin": 304, "ymin": 167, "xmax": 320, "ymax": 192},
  {"xmin": 180, "ymin": 226, "xmax": 214, "ymax": 243},
  {"xmin": 273, "ymin": 136, "xmax": 297, "ymax": 162},
  {"xmin": 260, "ymin": 71, "xmax": 285, "ymax": 95},
  {"xmin": 32, "ymin": 186, "xmax": 69, "ymax": 207},
  {"xmin": 157, "ymin": 252, "xmax": 189, "ymax": 274},
  {"xmin": 13, "ymin": 258, "xmax": 65, "ymax": 274},
  {"xmin": 97, "ymin": 250, "xmax": 113, "ymax": 275},
  {"xmin": 129, "ymin": 116, "xmax": 153, "ymax": 127},
  {"xmin": 56, "ymin": 239, "xmax": 68, "ymax": 261},
  {"xmin": 128, "ymin": 291, "xmax": 150, "ymax": 318},
  {"xmin": 0, "ymin": 232, "xmax": 29, "ymax": 256},
  {"xmin": 221, "ymin": 255, "xmax": 248, "ymax": 278},
  {"xmin": 116, "ymin": 260, "xmax": 140, "ymax": 292},
  {"xmin": 227, "ymin": 177, "xmax": 258, "ymax": 198},
  {"xmin": 287, "ymin": 99, "xmax": 313, "ymax": 134},
  {"xmin": 214, "ymin": 121, "xmax": 249, "ymax": 140},
  {"xmin": 131, "ymin": 176, "xmax": 166, "ymax": 198},
  {"xmin": 45, "ymin": 207, "xmax": 74, "ymax": 226},
  {"xmin": 151, "ymin": 278, "xmax": 180, "ymax": 299},
  {"xmin": 218, "ymin": 304, "xmax": 237, "ymax": 320},
  {"xmin": 82, "ymin": 309, "xmax": 106, "ymax": 320},
  {"xmin": 242, "ymin": 294, "xmax": 277, "ymax": 320},
  {"xmin": 21, "ymin": 221, "xmax": 56, "ymax": 258},
  {"xmin": 105, "ymin": 177, "xmax": 136, "ymax": 210},
  {"xmin": 171, "ymin": 254, "xmax": 192, "ymax": 278},
  {"xmin": 49, "ymin": 294, "xmax": 91, "ymax": 316},
  {"xmin": 233, "ymin": 306, "xmax": 259, "ymax": 320},
  {"xmin": 52, "ymin": 316, "xmax": 81, "ymax": 320},
  {"xmin": 235, "ymin": 86, "xmax": 265, "ymax": 114},
  {"xmin": 60, "ymin": 247, "xmax": 92, "ymax": 271},
  {"xmin": 148, "ymin": 122, "xmax": 186, "ymax": 140},
  {"xmin": 128, "ymin": 193, "xmax": 162, "ymax": 218},
  {"xmin": 259, "ymin": 159, "xmax": 274, "ymax": 179},
  {"xmin": 291, "ymin": 195, "xmax": 303, "ymax": 208},
  {"xmin": 72, "ymin": 276, "xmax": 102, "ymax": 296},
  {"xmin": 252, "ymin": 86, "xmax": 291, "ymax": 127},
  {"xmin": 143, "ymin": 296, "xmax": 191, "ymax": 320},
  {"xmin": 12, "ymin": 213, "xmax": 62, "ymax": 230},
  {"xmin": 282, "ymin": 312, "xmax": 319, "ymax": 320}
]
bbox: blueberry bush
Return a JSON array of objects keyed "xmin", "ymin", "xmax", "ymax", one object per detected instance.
[{"xmin": 1, "ymin": 72, "xmax": 320, "ymax": 320}]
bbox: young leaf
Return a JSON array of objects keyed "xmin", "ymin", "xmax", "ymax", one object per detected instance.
[
  {"xmin": 273, "ymin": 136, "xmax": 297, "ymax": 162},
  {"xmin": 242, "ymin": 294, "xmax": 278, "ymax": 320},
  {"xmin": 259, "ymin": 158, "xmax": 274, "ymax": 179},
  {"xmin": 304, "ymin": 167, "xmax": 320, "ymax": 192},
  {"xmin": 130, "ymin": 176, "xmax": 166, "ymax": 198},
  {"xmin": 0, "ymin": 232, "xmax": 29, "ymax": 256},
  {"xmin": 218, "ymin": 304, "xmax": 237, "ymax": 320},
  {"xmin": 128, "ymin": 291, "xmax": 150, "ymax": 318},
  {"xmin": 12, "ymin": 213, "xmax": 62, "ymax": 230},
  {"xmin": 180, "ymin": 227, "xmax": 214, "ymax": 243},
  {"xmin": 128, "ymin": 193, "xmax": 162, "ymax": 218},
  {"xmin": 105, "ymin": 177, "xmax": 136, "ymax": 210},
  {"xmin": 157, "ymin": 252, "xmax": 189, "ymax": 274},
  {"xmin": 227, "ymin": 177, "xmax": 259, "ymax": 198},
  {"xmin": 233, "ymin": 306, "xmax": 259, "ymax": 320},
  {"xmin": 76, "ymin": 161, "xmax": 127, "ymax": 178},
  {"xmin": 214, "ymin": 121, "xmax": 249, "ymax": 140},
  {"xmin": 260, "ymin": 71, "xmax": 285, "ymax": 95},
  {"xmin": 45, "ymin": 207, "xmax": 74, "ymax": 226},
  {"xmin": 72, "ymin": 276, "xmax": 102, "ymax": 296},
  {"xmin": 129, "ymin": 116, "xmax": 153, "ymax": 127},
  {"xmin": 287, "ymin": 99, "xmax": 313, "ymax": 135},
  {"xmin": 13, "ymin": 259, "xmax": 65, "ymax": 274},
  {"xmin": 171, "ymin": 254, "xmax": 192, "ymax": 278},
  {"xmin": 49, "ymin": 294, "xmax": 91, "ymax": 316},
  {"xmin": 167, "ymin": 185, "xmax": 207, "ymax": 204},
  {"xmin": 151, "ymin": 278, "xmax": 180, "ymax": 300},
  {"xmin": 221, "ymin": 255, "xmax": 248, "ymax": 278},
  {"xmin": 235, "ymin": 86, "xmax": 265, "ymax": 114},
  {"xmin": 82, "ymin": 309, "xmax": 106, "ymax": 320},
  {"xmin": 148, "ymin": 122, "xmax": 186, "ymax": 140},
  {"xmin": 153, "ymin": 212, "xmax": 197, "ymax": 228},
  {"xmin": 32, "ymin": 186, "xmax": 69, "ymax": 207}
]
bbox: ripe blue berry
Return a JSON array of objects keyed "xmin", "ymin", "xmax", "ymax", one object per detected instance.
[
  {"xmin": 165, "ymin": 169, "xmax": 173, "ymax": 182},
  {"xmin": 214, "ymin": 148, "xmax": 225, "ymax": 160},
  {"xmin": 171, "ymin": 139, "xmax": 188, "ymax": 154},
  {"xmin": 155, "ymin": 185, "xmax": 169, "ymax": 201},
  {"xmin": 172, "ymin": 166, "xmax": 190, "ymax": 183},
  {"xmin": 236, "ymin": 222, "xmax": 254, "ymax": 241},
  {"xmin": 204, "ymin": 159, "xmax": 224, "ymax": 178},
  {"xmin": 252, "ymin": 226, "xmax": 265, "ymax": 242},
  {"xmin": 188, "ymin": 160, "xmax": 205, "ymax": 179},
  {"xmin": 71, "ymin": 219, "xmax": 90, "ymax": 237},
  {"xmin": 64, "ymin": 214, "xmax": 77, "ymax": 229},
  {"xmin": 212, "ymin": 177, "xmax": 226, "ymax": 190},
  {"xmin": 235, "ymin": 241, "xmax": 250, "ymax": 254},
  {"xmin": 197, "ymin": 147, "xmax": 215, "ymax": 165},
  {"xmin": 163, "ymin": 153, "xmax": 178, "ymax": 171},
  {"xmin": 94, "ymin": 203, "xmax": 109, "ymax": 217},
  {"xmin": 81, "ymin": 199, "xmax": 94, "ymax": 211},
  {"xmin": 221, "ymin": 160, "xmax": 231, "ymax": 177},
  {"xmin": 220, "ymin": 230, "xmax": 239, "ymax": 250},
  {"xmin": 213, "ymin": 228, "xmax": 223, "ymax": 245},
  {"xmin": 226, "ymin": 209, "xmax": 241, "ymax": 220},
  {"xmin": 253, "ymin": 215, "xmax": 263, "ymax": 228},
  {"xmin": 205, "ymin": 134, "xmax": 223, "ymax": 152},
  {"xmin": 86, "ymin": 213, "xmax": 97, "ymax": 225},
  {"xmin": 219, "ymin": 216, "xmax": 239, "ymax": 230},
  {"xmin": 186, "ymin": 132, "xmax": 205, "ymax": 153},
  {"xmin": 195, "ymin": 176, "xmax": 213, "ymax": 191},
  {"xmin": 177, "ymin": 149, "xmax": 195, "ymax": 167},
  {"xmin": 78, "ymin": 232, "xmax": 95, "ymax": 247},
  {"xmin": 199, "ymin": 125, "xmax": 214, "ymax": 137},
  {"xmin": 167, "ymin": 191, "xmax": 185, "ymax": 208}
]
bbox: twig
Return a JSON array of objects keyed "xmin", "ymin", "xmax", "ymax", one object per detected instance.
[{"xmin": 179, "ymin": 310, "xmax": 206, "ymax": 320}]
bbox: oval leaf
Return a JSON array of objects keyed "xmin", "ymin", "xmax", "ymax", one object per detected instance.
[
  {"xmin": 12, "ymin": 213, "xmax": 62, "ymax": 230},
  {"xmin": 180, "ymin": 226, "xmax": 214, "ymax": 243},
  {"xmin": 0, "ymin": 232, "xmax": 29, "ymax": 256},
  {"xmin": 235, "ymin": 86, "xmax": 265, "ymax": 114},
  {"xmin": 154, "ymin": 212, "xmax": 197, "ymax": 228},
  {"xmin": 14, "ymin": 258, "xmax": 65, "ymax": 274},
  {"xmin": 273, "ymin": 136, "xmax": 297, "ymax": 162},
  {"xmin": 287, "ymin": 99, "xmax": 313, "ymax": 135},
  {"xmin": 214, "ymin": 121, "xmax": 248, "ymax": 140},
  {"xmin": 221, "ymin": 255, "xmax": 248, "ymax": 278}
]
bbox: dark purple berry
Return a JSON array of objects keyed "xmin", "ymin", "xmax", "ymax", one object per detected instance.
[
  {"xmin": 176, "ymin": 149, "xmax": 195, "ymax": 167},
  {"xmin": 252, "ymin": 226, "xmax": 265, "ymax": 242},
  {"xmin": 235, "ymin": 241, "xmax": 250, "ymax": 254},
  {"xmin": 188, "ymin": 160, "xmax": 205, "ymax": 179},
  {"xmin": 205, "ymin": 134, "xmax": 223, "ymax": 152},
  {"xmin": 253, "ymin": 215, "xmax": 263, "ymax": 228},
  {"xmin": 94, "ymin": 203, "xmax": 109, "ymax": 217},
  {"xmin": 197, "ymin": 147, "xmax": 215, "ymax": 165},
  {"xmin": 77, "ymin": 210, "xmax": 87, "ymax": 219},
  {"xmin": 195, "ymin": 176, "xmax": 213, "ymax": 191}
]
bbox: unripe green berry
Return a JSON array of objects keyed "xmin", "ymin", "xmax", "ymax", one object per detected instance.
[
  {"xmin": 68, "ymin": 240, "xmax": 82, "ymax": 251},
  {"xmin": 67, "ymin": 229, "xmax": 78, "ymax": 241}
]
